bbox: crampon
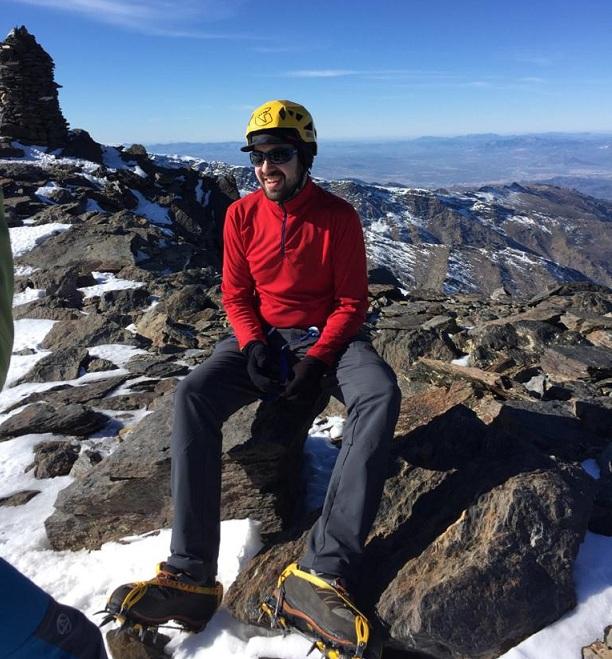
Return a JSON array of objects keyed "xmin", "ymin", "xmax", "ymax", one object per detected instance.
[
  {"xmin": 98, "ymin": 562, "xmax": 222, "ymax": 635},
  {"xmin": 258, "ymin": 562, "xmax": 373, "ymax": 659}
]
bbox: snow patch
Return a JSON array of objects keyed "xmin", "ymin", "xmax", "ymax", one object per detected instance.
[
  {"xmin": 77, "ymin": 271, "xmax": 146, "ymax": 300},
  {"xmin": 101, "ymin": 146, "xmax": 128, "ymax": 170},
  {"xmin": 87, "ymin": 344, "xmax": 148, "ymax": 368},
  {"xmin": 85, "ymin": 198, "xmax": 104, "ymax": 212},
  {"xmin": 131, "ymin": 190, "xmax": 172, "ymax": 226},
  {"xmin": 34, "ymin": 181, "xmax": 62, "ymax": 203},
  {"xmin": 9, "ymin": 223, "xmax": 72, "ymax": 257},
  {"xmin": 14, "ymin": 265, "xmax": 38, "ymax": 276},
  {"xmin": 12, "ymin": 287, "xmax": 46, "ymax": 308},
  {"xmin": 4, "ymin": 319, "xmax": 56, "ymax": 388},
  {"xmin": 2, "ymin": 141, "xmax": 101, "ymax": 173}
]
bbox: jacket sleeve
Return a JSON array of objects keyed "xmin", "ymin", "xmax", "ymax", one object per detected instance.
[
  {"xmin": 307, "ymin": 204, "xmax": 368, "ymax": 365},
  {"xmin": 221, "ymin": 203, "xmax": 266, "ymax": 348},
  {"xmin": 0, "ymin": 190, "xmax": 14, "ymax": 390}
]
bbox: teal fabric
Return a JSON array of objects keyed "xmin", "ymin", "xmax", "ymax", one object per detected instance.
[
  {"xmin": 0, "ymin": 558, "xmax": 50, "ymax": 656},
  {"xmin": 0, "ymin": 558, "xmax": 107, "ymax": 658},
  {"xmin": 0, "ymin": 189, "xmax": 14, "ymax": 389}
]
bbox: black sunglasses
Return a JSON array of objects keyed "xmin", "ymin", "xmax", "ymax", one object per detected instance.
[{"xmin": 249, "ymin": 147, "xmax": 298, "ymax": 166}]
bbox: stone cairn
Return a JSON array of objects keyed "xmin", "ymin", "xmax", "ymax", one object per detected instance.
[{"xmin": 0, "ymin": 26, "xmax": 69, "ymax": 147}]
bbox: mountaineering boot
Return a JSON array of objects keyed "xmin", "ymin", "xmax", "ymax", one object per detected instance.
[
  {"xmin": 103, "ymin": 562, "xmax": 223, "ymax": 632},
  {"xmin": 261, "ymin": 562, "xmax": 370, "ymax": 659}
]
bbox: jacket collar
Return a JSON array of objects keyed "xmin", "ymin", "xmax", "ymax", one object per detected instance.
[{"xmin": 261, "ymin": 177, "xmax": 317, "ymax": 216}]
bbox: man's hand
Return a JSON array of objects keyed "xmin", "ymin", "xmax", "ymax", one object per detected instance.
[
  {"xmin": 282, "ymin": 356, "xmax": 327, "ymax": 401},
  {"xmin": 243, "ymin": 341, "xmax": 282, "ymax": 394}
]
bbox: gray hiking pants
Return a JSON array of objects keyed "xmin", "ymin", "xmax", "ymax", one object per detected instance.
[{"xmin": 167, "ymin": 329, "xmax": 401, "ymax": 583}]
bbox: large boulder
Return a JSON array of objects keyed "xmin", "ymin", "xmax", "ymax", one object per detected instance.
[
  {"xmin": 44, "ymin": 391, "xmax": 326, "ymax": 550},
  {"xmin": 16, "ymin": 225, "xmax": 141, "ymax": 272},
  {"xmin": 40, "ymin": 314, "xmax": 145, "ymax": 350},
  {"xmin": 1, "ymin": 375, "xmax": 130, "ymax": 414},
  {"xmin": 60, "ymin": 129, "xmax": 103, "ymax": 164},
  {"xmin": 45, "ymin": 395, "xmax": 175, "ymax": 550},
  {"xmin": 373, "ymin": 448, "xmax": 593, "ymax": 658},
  {"xmin": 32, "ymin": 440, "xmax": 80, "ymax": 478},
  {"xmin": 541, "ymin": 345, "xmax": 612, "ymax": 381},
  {"xmin": 15, "ymin": 347, "xmax": 89, "ymax": 385},
  {"xmin": 0, "ymin": 403, "xmax": 110, "ymax": 440},
  {"xmin": 225, "ymin": 422, "xmax": 594, "ymax": 659}
]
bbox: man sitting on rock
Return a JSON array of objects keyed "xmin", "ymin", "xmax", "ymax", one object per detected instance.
[{"xmin": 106, "ymin": 100, "xmax": 401, "ymax": 655}]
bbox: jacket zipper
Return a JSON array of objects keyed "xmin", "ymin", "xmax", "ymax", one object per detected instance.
[{"xmin": 279, "ymin": 203, "xmax": 287, "ymax": 258}]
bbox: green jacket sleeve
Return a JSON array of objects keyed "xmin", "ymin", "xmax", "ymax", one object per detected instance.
[{"xmin": 0, "ymin": 189, "xmax": 14, "ymax": 389}]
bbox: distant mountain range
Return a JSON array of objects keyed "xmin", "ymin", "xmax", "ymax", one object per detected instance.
[{"xmin": 146, "ymin": 132, "xmax": 612, "ymax": 200}]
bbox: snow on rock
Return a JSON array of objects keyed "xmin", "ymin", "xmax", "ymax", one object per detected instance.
[
  {"xmin": 9, "ymin": 223, "xmax": 72, "ymax": 257},
  {"xmin": 444, "ymin": 250, "xmax": 479, "ymax": 293},
  {"xmin": 0, "ymin": 433, "xmax": 73, "ymax": 551},
  {"xmin": 12, "ymin": 318, "xmax": 56, "ymax": 353},
  {"xmin": 13, "ymin": 265, "xmax": 38, "ymax": 276},
  {"xmin": 87, "ymin": 344, "xmax": 148, "ymax": 369},
  {"xmin": 12, "ymin": 286, "xmax": 46, "ymax": 307},
  {"xmin": 85, "ymin": 198, "xmax": 104, "ymax": 212},
  {"xmin": 500, "ymin": 533, "xmax": 612, "ymax": 659},
  {"xmin": 132, "ymin": 189, "xmax": 172, "ymax": 226},
  {"xmin": 365, "ymin": 231, "xmax": 425, "ymax": 286},
  {"xmin": 101, "ymin": 145, "xmax": 128, "ymax": 170},
  {"xmin": 101, "ymin": 146, "xmax": 147, "ymax": 179},
  {"xmin": 34, "ymin": 181, "xmax": 62, "ymax": 202},
  {"xmin": 3, "ymin": 318, "xmax": 54, "ymax": 388},
  {"xmin": 80, "ymin": 172, "xmax": 107, "ymax": 187},
  {"xmin": 2, "ymin": 141, "xmax": 101, "ymax": 173},
  {"xmin": 77, "ymin": 271, "xmax": 146, "ymax": 300}
]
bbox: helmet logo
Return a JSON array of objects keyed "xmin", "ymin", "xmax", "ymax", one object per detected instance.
[{"xmin": 254, "ymin": 107, "xmax": 273, "ymax": 127}]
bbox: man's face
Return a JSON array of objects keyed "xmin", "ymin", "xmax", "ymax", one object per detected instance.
[{"xmin": 253, "ymin": 143, "xmax": 303, "ymax": 202}]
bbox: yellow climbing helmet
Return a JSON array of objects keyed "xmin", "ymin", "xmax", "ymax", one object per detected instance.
[{"xmin": 242, "ymin": 100, "xmax": 317, "ymax": 155}]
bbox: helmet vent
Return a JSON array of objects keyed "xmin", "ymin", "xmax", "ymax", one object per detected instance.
[{"xmin": 279, "ymin": 108, "xmax": 286, "ymax": 119}]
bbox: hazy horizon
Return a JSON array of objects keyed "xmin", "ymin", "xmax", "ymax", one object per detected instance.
[
  {"xmin": 143, "ymin": 132, "xmax": 612, "ymax": 198},
  {"xmin": 145, "ymin": 130, "xmax": 612, "ymax": 147}
]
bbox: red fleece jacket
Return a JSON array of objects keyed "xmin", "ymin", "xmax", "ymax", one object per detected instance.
[{"xmin": 221, "ymin": 178, "xmax": 368, "ymax": 365}]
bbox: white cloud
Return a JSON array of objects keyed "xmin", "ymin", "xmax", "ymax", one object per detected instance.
[
  {"xmin": 6, "ymin": 0, "xmax": 255, "ymax": 38},
  {"xmin": 253, "ymin": 46, "xmax": 300, "ymax": 54},
  {"xmin": 282, "ymin": 69, "xmax": 456, "ymax": 80},
  {"xmin": 286, "ymin": 69, "xmax": 362, "ymax": 78}
]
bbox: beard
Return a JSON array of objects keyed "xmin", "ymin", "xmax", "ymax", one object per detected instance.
[{"xmin": 258, "ymin": 166, "xmax": 305, "ymax": 202}]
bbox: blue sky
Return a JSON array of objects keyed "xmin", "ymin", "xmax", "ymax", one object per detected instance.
[{"xmin": 2, "ymin": 0, "xmax": 611, "ymax": 144}]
